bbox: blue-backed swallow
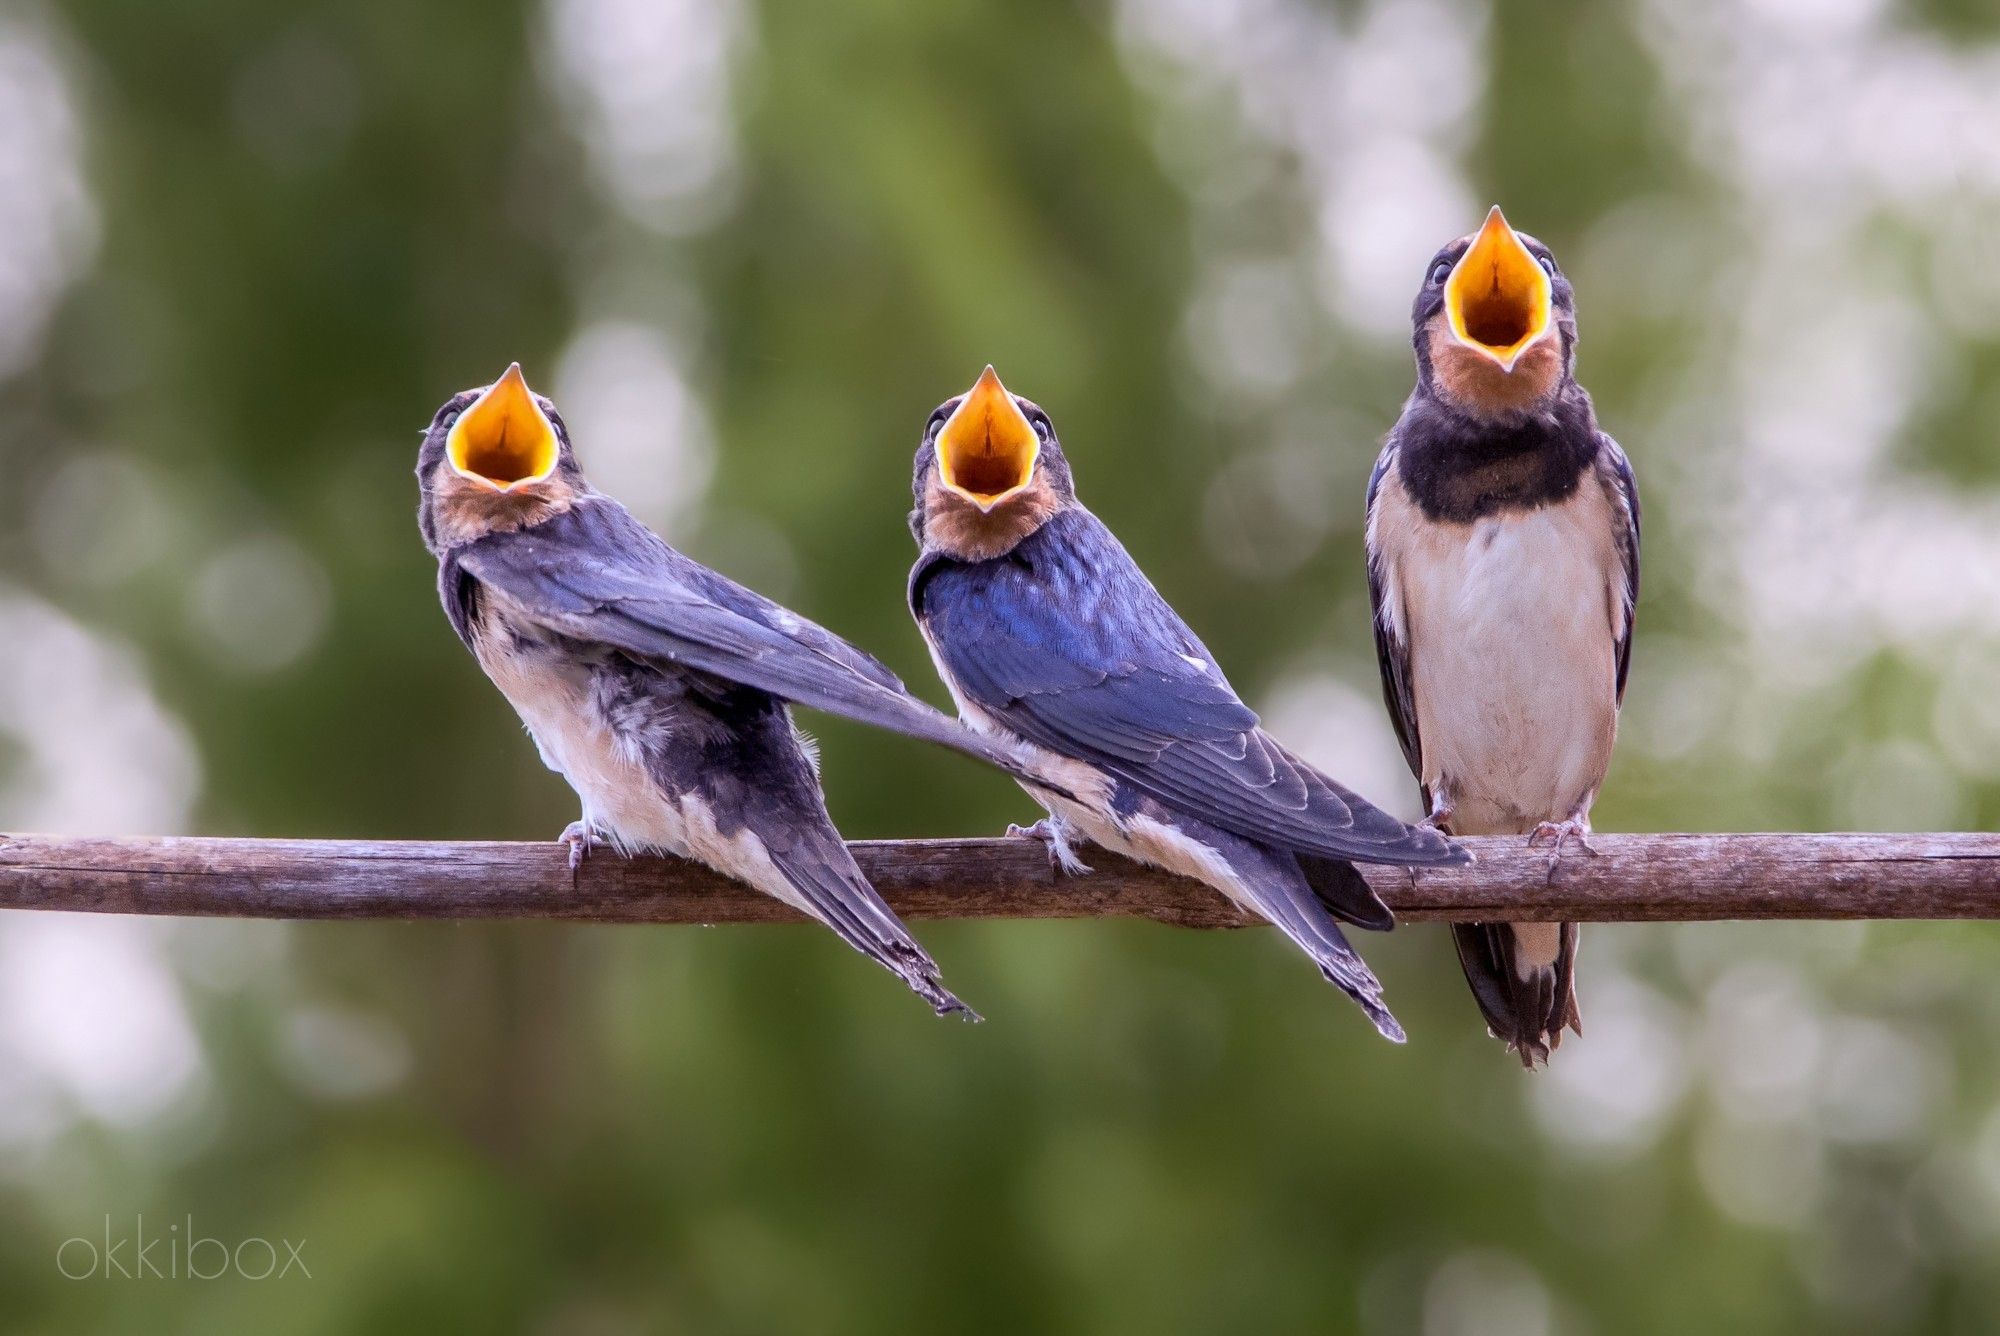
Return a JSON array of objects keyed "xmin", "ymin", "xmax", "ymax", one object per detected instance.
[
  {"xmin": 418, "ymin": 364, "xmax": 1061, "ymax": 1019},
  {"xmin": 907, "ymin": 367, "xmax": 1467, "ymax": 1041},
  {"xmin": 1365, "ymin": 208, "xmax": 1641, "ymax": 1065}
]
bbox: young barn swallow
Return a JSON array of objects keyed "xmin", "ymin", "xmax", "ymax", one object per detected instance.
[
  {"xmin": 1365, "ymin": 208, "xmax": 1641, "ymax": 1066},
  {"xmin": 418, "ymin": 363, "xmax": 1059, "ymax": 1020},
  {"xmin": 908, "ymin": 367, "xmax": 1467, "ymax": 1041}
]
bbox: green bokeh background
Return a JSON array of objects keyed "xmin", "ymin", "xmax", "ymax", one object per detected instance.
[{"xmin": 4, "ymin": 0, "xmax": 2000, "ymax": 1331}]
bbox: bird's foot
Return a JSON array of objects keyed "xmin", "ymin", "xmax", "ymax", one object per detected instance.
[
  {"xmin": 1411, "ymin": 801, "xmax": 1453, "ymax": 888},
  {"xmin": 559, "ymin": 820, "xmax": 607, "ymax": 876},
  {"xmin": 1007, "ymin": 817, "xmax": 1092, "ymax": 877},
  {"xmin": 1527, "ymin": 816, "xmax": 1596, "ymax": 882}
]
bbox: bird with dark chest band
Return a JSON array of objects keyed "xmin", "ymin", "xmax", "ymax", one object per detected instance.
[
  {"xmin": 908, "ymin": 367, "xmax": 1467, "ymax": 1041},
  {"xmin": 1365, "ymin": 208, "xmax": 1641, "ymax": 1066},
  {"xmin": 417, "ymin": 363, "xmax": 1065, "ymax": 1020}
]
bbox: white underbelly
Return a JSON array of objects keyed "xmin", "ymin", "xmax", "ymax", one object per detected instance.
[
  {"xmin": 1403, "ymin": 511, "xmax": 1618, "ymax": 835},
  {"xmin": 472, "ymin": 627, "xmax": 688, "ymax": 850},
  {"xmin": 471, "ymin": 607, "xmax": 826, "ymax": 917},
  {"xmin": 1010, "ymin": 763, "xmax": 1266, "ymax": 918},
  {"xmin": 484, "ymin": 642, "xmax": 817, "ymax": 911}
]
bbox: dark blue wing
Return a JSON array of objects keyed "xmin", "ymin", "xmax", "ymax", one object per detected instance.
[
  {"xmin": 1599, "ymin": 435, "xmax": 1641, "ymax": 706},
  {"xmin": 452, "ymin": 495, "xmax": 1047, "ymax": 785},
  {"xmin": 913, "ymin": 509, "xmax": 1462, "ymax": 868},
  {"xmin": 1364, "ymin": 444, "xmax": 1424, "ymax": 786}
]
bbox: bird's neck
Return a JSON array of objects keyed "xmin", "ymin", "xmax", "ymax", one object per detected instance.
[
  {"xmin": 426, "ymin": 466, "xmax": 582, "ymax": 551},
  {"xmin": 1394, "ymin": 385, "xmax": 1600, "ymax": 524},
  {"xmin": 920, "ymin": 475, "xmax": 1064, "ymax": 563}
]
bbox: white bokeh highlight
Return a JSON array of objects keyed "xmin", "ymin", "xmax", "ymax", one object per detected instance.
[
  {"xmin": 543, "ymin": 0, "xmax": 743, "ymax": 233},
  {"xmin": 0, "ymin": 11, "xmax": 97, "ymax": 379},
  {"xmin": 553, "ymin": 319, "xmax": 716, "ymax": 536}
]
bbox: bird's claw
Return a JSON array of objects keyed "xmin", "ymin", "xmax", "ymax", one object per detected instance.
[
  {"xmin": 1527, "ymin": 817, "xmax": 1596, "ymax": 883},
  {"xmin": 1008, "ymin": 817, "xmax": 1092, "ymax": 877},
  {"xmin": 559, "ymin": 820, "xmax": 604, "ymax": 876},
  {"xmin": 1411, "ymin": 802, "xmax": 1453, "ymax": 888}
]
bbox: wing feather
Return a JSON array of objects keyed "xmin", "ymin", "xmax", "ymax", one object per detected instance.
[
  {"xmin": 1364, "ymin": 445, "xmax": 1425, "ymax": 789},
  {"xmin": 914, "ymin": 509, "xmax": 1462, "ymax": 868},
  {"xmin": 451, "ymin": 496, "xmax": 1048, "ymax": 786},
  {"xmin": 1599, "ymin": 434, "xmax": 1642, "ymax": 707}
]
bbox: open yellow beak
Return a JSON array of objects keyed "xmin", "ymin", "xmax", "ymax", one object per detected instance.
[
  {"xmin": 1444, "ymin": 207, "xmax": 1553, "ymax": 372},
  {"xmin": 936, "ymin": 365, "xmax": 1039, "ymax": 512},
  {"xmin": 446, "ymin": 363, "xmax": 560, "ymax": 491}
]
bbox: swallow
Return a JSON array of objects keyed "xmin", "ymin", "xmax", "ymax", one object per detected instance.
[
  {"xmin": 1364, "ymin": 207, "xmax": 1641, "ymax": 1066},
  {"xmin": 418, "ymin": 364, "xmax": 1058, "ymax": 1019},
  {"xmin": 907, "ymin": 367, "xmax": 1467, "ymax": 1041}
]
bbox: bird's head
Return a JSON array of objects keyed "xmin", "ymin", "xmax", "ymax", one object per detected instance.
[
  {"xmin": 910, "ymin": 366, "xmax": 1074, "ymax": 561},
  {"xmin": 416, "ymin": 363, "xmax": 586, "ymax": 551},
  {"xmin": 1412, "ymin": 207, "xmax": 1577, "ymax": 420}
]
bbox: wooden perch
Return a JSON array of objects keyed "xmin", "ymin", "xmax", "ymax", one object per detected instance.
[{"xmin": 0, "ymin": 832, "xmax": 1997, "ymax": 928}]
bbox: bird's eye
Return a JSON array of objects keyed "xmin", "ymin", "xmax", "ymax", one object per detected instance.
[
  {"xmin": 1537, "ymin": 254, "xmax": 1558, "ymax": 277},
  {"xmin": 1428, "ymin": 259, "xmax": 1453, "ymax": 286},
  {"xmin": 1030, "ymin": 413, "xmax": 1052, "ymax": 441}
]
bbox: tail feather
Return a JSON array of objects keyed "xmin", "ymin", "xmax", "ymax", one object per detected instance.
[
  {"xmin": 1451, "ymin": 921, "xmax": 1581, "ymax": 1067},
  {"xmin": 1296, "ymin": 854, "xmax": 1395, "ymax": 933},
  {"xmin": 769, "ymin": 838, "xmax": 980, "ymax": 1021},
  {"xmin": 1220, "ymin": 842, "xmax": 1403, "ymax": 1043}
]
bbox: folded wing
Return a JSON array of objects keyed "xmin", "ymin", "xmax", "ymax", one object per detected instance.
[
  {"xmin": 913, "ymin": 509, "xmax": 1463, "ymax": 870},
  {"xmin": 1601, "ymin": 434, "xmax": 1641, "ymax": 706},
  {"xmin": 451, "ymin": 495, "xmax": 1051, "ymax": 787},
  {"xmin": 1364, "ymin": 445, "xmax": 1425, "ymax": 790}
]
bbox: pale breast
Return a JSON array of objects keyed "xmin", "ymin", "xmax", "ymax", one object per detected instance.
[{"xmin": 1375, "ymin": 471, "xmax": 1623, "ymax": 834}]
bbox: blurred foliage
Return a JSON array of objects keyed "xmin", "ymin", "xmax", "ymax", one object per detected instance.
[{"xmin": 3, "ymin": 0, "xmax": 2000, "ymax": 1333}]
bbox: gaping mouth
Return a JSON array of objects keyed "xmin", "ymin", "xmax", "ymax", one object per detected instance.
[
  {"xmin": 937, "ymin": 365, "xmax": 1038, "ymax": 512},
  {"xmin": 446, "ymin": 363, "xmax": 559, "ymax": 491},
  {"xmin": 1444, "ymin": 206, "xmax": 1553, "ymax": 372}
]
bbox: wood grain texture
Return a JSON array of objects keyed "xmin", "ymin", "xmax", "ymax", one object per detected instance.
[{"xmin": 1, "ymin": 832, "xmax": 1997, "ymax": 927}]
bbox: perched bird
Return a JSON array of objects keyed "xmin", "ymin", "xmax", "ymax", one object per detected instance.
[
  {"xmin": 1364, "ymin": 207, "xmax": 1641, "ymax": 1066},
  {"xmin": 908, "ymin": 367, "xmax": 1467, "ymax": 1040},
  {"xmin": 418, "ymin": 363, "xmax": 1056, "ymax": 1019}
]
